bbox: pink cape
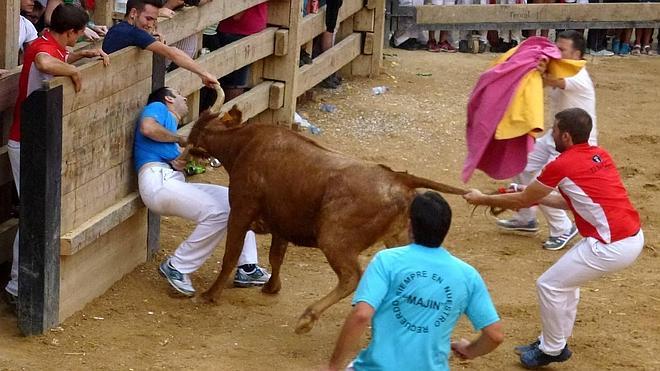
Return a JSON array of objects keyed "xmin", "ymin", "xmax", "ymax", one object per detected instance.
[{"xmin": 462, "ymin": 37, "xmax": 561, "ymax": 183}]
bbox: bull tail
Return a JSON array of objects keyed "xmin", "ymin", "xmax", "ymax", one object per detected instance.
[{"xmin": 393, "ymin": 170, "xmax": 468, "ymax": 195}]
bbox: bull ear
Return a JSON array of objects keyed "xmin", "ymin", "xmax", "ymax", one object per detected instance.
[{"xmin": 228, "ymin": 104, "xmax": 243, "ymax": 126}]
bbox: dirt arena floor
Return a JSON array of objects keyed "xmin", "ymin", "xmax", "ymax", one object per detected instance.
[{"xmin": 1, "ymin": 49, "xmax": 659, "ymax": 370}]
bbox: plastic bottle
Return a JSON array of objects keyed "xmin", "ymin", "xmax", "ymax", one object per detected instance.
[
  {"xmin": 319, "ymin": 103, "xmax": 337, "ymax": 113},
  {"xmin": 371, "ymin": 86, "xmax": 389, "ymax": 95}
]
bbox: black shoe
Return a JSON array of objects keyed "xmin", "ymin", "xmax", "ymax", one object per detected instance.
[
  {"xmin": 520, "ymin": 344, "xmax": 572, "ymax": 368},
  {"xmin": 458, "ymin": 40, "xmax": 469, "ymax": 53},
  {"xmin": 319, "ymin": 76, "xmax": 339, "ymax": 89},
  {"xmin": 394, "ymin": 38, "xmax": 419, "ymax": 51},
  {"xmin": 299, "ymin": 51, "xmax": 313, "ymax": 67},
  {"xmin": 331, "ymin": 73, "xmax": 342, "ymax": 86}
]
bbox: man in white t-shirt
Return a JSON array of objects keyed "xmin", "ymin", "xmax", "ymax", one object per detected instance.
[
  {"xmin": 496, "ymin": 30, "xmax": 597, "ymax": 251},
  {"xmin": 20, "ymin": 0, "xmax": 39, "ymax": 53}
]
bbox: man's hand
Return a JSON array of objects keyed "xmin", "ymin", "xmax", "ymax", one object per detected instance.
[
  {"xmin": 81, "ymin": 49, "xmax": 110, "ymax": 66},
  {"xmin": 83, "ymin": 26, "xmax": 101, "ymax": 41},
  {"xmin": 177, "ymin": 135, "xmax": 188, "ymax": 147},
  {"xmin": 70, "ymin": 70, "xmax": 82, "ymax": 92},
  {"xmin": 451, "ymin": 338, "xmax": 473, "ymax": 360},
  {"xmin": 463, "ymin": 189, "xmax": 486, "ymax": 205},
  {"xmin": 158, "ymin": 7, "xmax": 176, "ymax": 18},
  {"xmin": 201, "ymin": 72, "xmax": 220, "ymax": 88},
  {"xmin": 91, "ymin": 24, "xmax": 108, "ymax": 36},
  {"xmin": 536, "ymin": 57, "xmax": 548, "ymax": 74},
  {"xmin": 170, "ymin": 157, "xmax": 187, "ymax": 171}
]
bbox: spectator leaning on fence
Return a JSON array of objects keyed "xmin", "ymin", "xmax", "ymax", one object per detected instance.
[
  {"xmin": 43, "ymin": 0, "xmax": 109, "ymax": 41},
  {"xmin": 3, "ymin": 4, "xmax": 109, "ymax": 313},
  {"xmin": 102, "ymin": 0, "xmax": 219, "ymax": 88}
]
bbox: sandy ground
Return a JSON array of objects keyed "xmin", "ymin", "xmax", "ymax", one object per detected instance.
[{"xmin": 1, "ymin": 49, "xmax": 659, "ymax": 371}]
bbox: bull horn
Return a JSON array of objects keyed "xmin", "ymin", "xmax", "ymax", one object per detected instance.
[{"xmin": 210, "ymin": 85, "xmax": 226, "ymax": 114}]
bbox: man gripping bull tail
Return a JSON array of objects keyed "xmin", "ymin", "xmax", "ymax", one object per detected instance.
[{"xmin": 392, "ymin": 170, "xmax": 469, "ymax": 195}]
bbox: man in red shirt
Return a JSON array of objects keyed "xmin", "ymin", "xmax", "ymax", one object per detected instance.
[
  {"xmin": 4, "ymin": 3, "xmax": 109, "ymax": 311},
  {"xmin": 464, "ymin": 108, "xmax": 644, "ymax": 368}
]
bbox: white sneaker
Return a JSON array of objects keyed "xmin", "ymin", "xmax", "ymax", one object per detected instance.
[
  {"xmin": 591, "ymin": 49, "xmax": 614, "ymax": 57},
  {"xmin": 543, "ymin": 225, "xmax": 578, "ymax": 251}
]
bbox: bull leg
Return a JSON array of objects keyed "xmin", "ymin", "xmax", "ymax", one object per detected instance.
[
  {"xmin": 295, "ymin": 249, "xmax": 362, "ymax": 334},
  {"xmin": 262, "ymin": 234, "xmax": 288, "ymax": 295},
  {"xmin": 202, "ymin": 207, "xmax": 257, "ymax": 303}
]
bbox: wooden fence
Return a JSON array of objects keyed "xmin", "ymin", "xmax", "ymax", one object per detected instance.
[{"xmin": 0, "ymin": 0, "xmax": 385, "ymax": 335}]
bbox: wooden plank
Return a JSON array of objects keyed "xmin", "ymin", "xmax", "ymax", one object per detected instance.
[
  {"xmin": 269, "ymin": 82, "xmax": 285, "ymax": 109},
  {"xmin": 47, "ymin": 47, "xmax": 152, "ymax": 116},
  {"xmin": 408, "ymin": 3, "xmax": 660, "ymax": 30},
  {"xmin": 157, "ymin": 0, "xmax": 267, "ymax": 45},
  {"xmin": 59, "ymin": 209, "xmax": 147, "ymax": 321},
  {"xmin": 60, "ymin": 78, "xmax": 150, "ymax": 195},
  {"xmin": 61, "ymin": 193, "xmax": 143, "ymax": 255},
  {"xmin": 366, "ymin": 0, "xmax": 377, "ymax": 10},
  {"xmin": 274, "ymin": 29, "xmax": 289, "ymax": 56},
  {"xmin": 267, "ymin": 0, "xmax": 291, "ymax": 27},
  {"xmin": 354, "ymin": 8, "xmax": 375, "ymax": 32},
  {"xmin": 18, "ymin": 86, "xmax": 62, "ymax": 335},
  {"xmin": 249, "ymin": 59, "xmax": 265, "ymax": 87},
  {"xmin": 338, "ymin": 15, "xmax": 355, "ymax": 76},
  {"xmin": 165, "ymin": 27, "xmax": 277, "ymax": 97},
  {"xmin": 295, "ymin": 33, "xmax": 361, "ymax": 96},
  {"xmin": 0, "ymin": 145, "xmax": 11, "ymax": 187},
  {"xmin": 370, "ymin": 0, "xmax": 385, "ymax": 77},
  {"xmin": 0, "ymin": 67, "xmax": 20, "ymax": 112},
  {"xmin": 73, "ymin": 160, "xmax": 135, "ymax": 228},
  {"xmin": 364, "ymin": 33, "xmax": 375, "ymax": 55},
  {"xmin": 299, "ymin": 0, "xmax": 364, "ymax": 47},
  {"xmin": 1, "ymin": 0, "xmax": 19, "ymax": 68}
]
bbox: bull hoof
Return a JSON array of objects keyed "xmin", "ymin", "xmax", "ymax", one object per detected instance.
[
  {"xmin": 261, "ymin": 280, "xmax": 281, "ymax": 295},
  {"xmin": 199, "ymin": 291, "xmax": 218, "ymax": 304},
  {"xmin": 294, "ymin": 313, "xmax": 316, "ymax": 334}
]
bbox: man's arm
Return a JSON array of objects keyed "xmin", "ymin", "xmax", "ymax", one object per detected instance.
[
  {"xmin": 140, "ymin": 117, "xmax": 187, "ymax": 146},
  {"xmin": 34, "ymin": 53, "xmax": 82, "ymax": 92},
  {"xmin": 463, "ymin": 181, "xmax": 552, "ymax": 210},
  {"xmin": 451, "ymin": 321, "xmax": 504, "ymax": 360},
  {"xmin": 146, "ymin": 41, "xmax": 219, "ymax": 88},
  {"xmin": 326, "ymin": 302, "xmax": 374, "ymax": 371},
  {"xmin": 539, "ymin": 191, "xmax": 570, "ymax": 210}
]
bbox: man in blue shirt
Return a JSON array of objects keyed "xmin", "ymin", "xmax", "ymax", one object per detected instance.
[
  {"xmin": 326, "ymin": 192, "xmax": 503, "ymax": 370},
  {"xmin": 103, "ymin": 0, "xmax": 218, "ymax": 88},
  {"xmin": 135, "ymin": 87, "xmax": 270, "ymax": 296}
]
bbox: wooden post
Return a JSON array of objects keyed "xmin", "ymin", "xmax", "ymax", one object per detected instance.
[
  {"xmin": 92, "ymin": 0, "xmax": 116, "ymax": 27},
  {"xmin": 263, "ymin": 0, "xmax": 303, "ymax": 126},
  {"xmin": 18, "ymin": 86, "xmax": 63, "ymax": 335},
  {"xmin": 147, "ymin": 54, "xmax": 166, "ymax": 261},
  {"xmin": 1, "ymin": 0, "xmax": 20, "ymax": 68},
  {"xmin": 370, "ymin": 0, "xmax": 385, "ymax": 77}
]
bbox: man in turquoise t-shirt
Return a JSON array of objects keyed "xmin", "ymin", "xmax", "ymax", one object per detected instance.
[{"xmin": 326, "ymin": 192, "xmax": 503, "ymax": 371}]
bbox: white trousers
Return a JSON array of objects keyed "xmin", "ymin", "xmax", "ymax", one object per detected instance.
[
  {"xmin": 536, "ymin": 230, "xmax": 644, "ymax": 355},
  {"xmin": 5, "ymin": 140, "xmax": 20, "ymax": 297},
  {"xmin": 138, "ymin": 165, "xmax": 258, "ymax": 274},
  {"xmin": 513, "ymin": 131, "xmax": 573, "ymax": 236}
]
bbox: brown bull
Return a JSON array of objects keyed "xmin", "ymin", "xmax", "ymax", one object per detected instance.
[{"xmin": 188, "ymin": 107, "xmax": 468, "ymax": 334}]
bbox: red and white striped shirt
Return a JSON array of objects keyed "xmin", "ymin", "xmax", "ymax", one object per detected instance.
[{"xmin": 537, "ymin": 143, "xmax": 640, "ymax": 244}]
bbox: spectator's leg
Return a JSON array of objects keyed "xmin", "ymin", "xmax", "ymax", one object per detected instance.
[{"xmin": 5, "ymin": 140, "xmax": 20, "ymax": 299}]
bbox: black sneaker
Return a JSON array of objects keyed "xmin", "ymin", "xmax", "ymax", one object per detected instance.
[
  {"xmin": 299, "ymin": 51, "xmax": 313, "ymax": 67},
  {"xmin": 520, "ymin": 344, "xmax": 572, "ymax": 368},
  {"xmin": 514, "ymin": 339, "xmax": 540, "ymax": 355},
  {"xmin": 319, "ymin": 75, "xmax": 339, "ymax": 89},
  {"xmin": 458, "ymin": 39, "xmax": 469, "ymax": 53}
]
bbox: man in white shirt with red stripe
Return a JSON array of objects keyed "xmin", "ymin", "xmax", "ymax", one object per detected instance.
[{"xmin": 464, "ymin": 107, "xmax": 644, "ymax": 368}]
